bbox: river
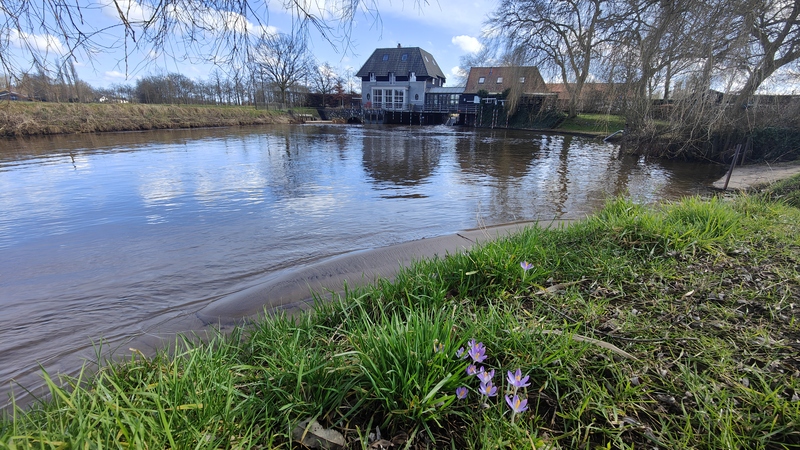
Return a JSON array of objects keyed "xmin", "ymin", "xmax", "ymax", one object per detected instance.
[{"xmin": 0, "ymin": 124, "xmax": 725, "ymax": 409}]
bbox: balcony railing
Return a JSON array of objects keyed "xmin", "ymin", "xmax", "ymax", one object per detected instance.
[{"xmin": 364, "ymin": 102, "xmax": 480, "ymax": 114}]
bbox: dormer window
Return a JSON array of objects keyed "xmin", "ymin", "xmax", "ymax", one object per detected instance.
[
  {"xmin": 497, "ymin": 77, "xmax": 503, "ymax": 84},
  {"xmin": 478, "ymin": 77, "xmax": 485, "ymax": 84},
  {"xmin": 382, "ymin": 54, "xmax": 389, "ymax": 61},
  {"xmin": 519, "ymin": 77, "xmax": 526, "ymax": 83}
]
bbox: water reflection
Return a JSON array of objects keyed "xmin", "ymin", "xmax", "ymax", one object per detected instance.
[
  {"xmin": 361, "ymin": 127, "xmax": 443, "ymax": 189},
  {"xmin": 0, "ymin": 124, "xmax": 727, "ymax": 410}
]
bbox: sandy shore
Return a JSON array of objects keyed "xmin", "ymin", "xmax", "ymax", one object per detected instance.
[
  {"xmin": 712, "ymin": 160, "xmax": 800, "ymax": 190},
  {"xmin": 194, "ymin": 219, "xmax": 572, "ymax": 325}
]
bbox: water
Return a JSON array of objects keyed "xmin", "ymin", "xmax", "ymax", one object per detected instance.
[{"xmin": 0, "ymin": 124, "xmax": 725, "ymax": 408}]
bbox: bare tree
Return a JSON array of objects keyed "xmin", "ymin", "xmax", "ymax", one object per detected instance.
[
  {"xmin": 309, "ymin": 62, "xmax": 340, "ymax": 107},
  {"xmin": 253, "ymin": 33, "xmax": 311, "ymax": 106},
  {"xmin": 491, "ymin": 0, "xmax": 613, "ymax": 118},
  {"xmin": 732, "ymin": 0, "xmax": 800, "ymax": 113},
  {"xmin": 0, "ymin": 0, "xmax": 394, "ymax": 81}
]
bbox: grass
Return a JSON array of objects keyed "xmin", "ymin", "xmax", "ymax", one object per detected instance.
[
  {"xmin": 3, "ymin": 182, "xmax": 800, "ymax": 448},
  {"xmin": 556, "ymin": 113, "xmax": 627, "ymax": 136},
  {"xmin": 0, "ymin": 102, "xmax": 308, "ymax": 136}
]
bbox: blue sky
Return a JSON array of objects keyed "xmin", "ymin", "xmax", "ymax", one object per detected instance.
[{"xmin": 5, "ymin": 0, "xmax": 496, "ymax": 89}]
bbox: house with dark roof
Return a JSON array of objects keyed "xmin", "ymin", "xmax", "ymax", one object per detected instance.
[
  {"xmin": 464, "ymin": 66, "xmax": 547, "ymax": 96},
  {"xmin": 356, "ymin": 45, "xmax": 447, "ymax": 111},
  {"xmin": 463, "ymin": 66, "xmax": 552, "ymax": 114},
  {"xmin": 0, "ymin": 89, "xmax": 30, "ymax": 101}
]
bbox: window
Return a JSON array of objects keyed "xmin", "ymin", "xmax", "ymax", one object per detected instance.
[
  {"xmin": 394, "ymin": 90, "xmax": 404, "ymax": 109},
  {"xmin": 519, "ymin": 77, "xmax": 526, "ymax": 83},
  {"xmin": 478, "ymin": 77, "xmax": 485, "ymax": 84},
  {"xmin": 497, "ymin": 77, "xmax": 503, "ymax": 84},
  {"xmin": 409, "ymin": 71, "xmax": 416, "ymax": 82},
  {"xmin": 414, "ymin": 94, "xmax": 419, "ymax": 100},
  {"xmin": 389, "ymin": 72, "xmax": 396, "ymax": 84},
  {"xmin": 373, "ymin": 89, "xmax": 383, "ymax": 107},
  {"xmin": 369, "ymin": 72, "xmax": 375, "ymax": 82},
  {"xmin": 401, "ymin": 53, "xmax": 408, "ymax": 61},
  {"xmin": 382, "ymin": 54, "xmax": 389, "ymax": 61}
]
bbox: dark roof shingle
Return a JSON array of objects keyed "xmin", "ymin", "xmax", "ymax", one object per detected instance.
[{"xmin": 356, "ymin": 47, "xmax": 446, "ymax": 80}]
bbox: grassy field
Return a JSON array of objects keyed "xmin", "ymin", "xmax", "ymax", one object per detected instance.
[
  {"xmin": 557, "ymin": 114, "xmax": 628, "ymax": 137},
  {"xmin": 0, "ymin": 102, "xmax": 310, "ymax": 137},
  {"xmin": 2, "ymin": 177, "xmax": 800, "ymax": 448}
]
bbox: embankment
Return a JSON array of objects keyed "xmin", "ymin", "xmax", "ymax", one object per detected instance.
[{"xmin": 0, "ymin": 102, "xmax": 294, "ymax": 137}]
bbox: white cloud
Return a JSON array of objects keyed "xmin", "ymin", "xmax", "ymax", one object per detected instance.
[
  {"xmin": 9, "ymin": 30, "xmax": 66, "ymax": 54},
  {"xmin": 102, "ymin": 0, "xmax": 275, "ymax": 37},
  {"xmin": 450, "ymin": 66, "xmax": 466, "ymax": 77},
  {"xmin": 105, "ymin": 70, "xmax": 127, "ymax": 80},
  {"xmin": 451, "ymin": 35, "xmax": 482, "ymax": 53},
  {"xmin": 101, "ymin": 0, "xmax": 153, "ymax": 23}
]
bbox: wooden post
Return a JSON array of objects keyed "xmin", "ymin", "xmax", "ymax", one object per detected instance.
[{"xmin": 722, "ymin": 144, "xmax": 743, "ymax": 191}]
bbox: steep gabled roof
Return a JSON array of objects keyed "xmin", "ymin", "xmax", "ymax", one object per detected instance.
[{"xmin": 356, "ymin": 47, "xmax": 446, "ymax": 80}]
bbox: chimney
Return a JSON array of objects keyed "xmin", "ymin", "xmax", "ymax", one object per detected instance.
[{"xmin": 397, "ymin": 43, "xmax": 401, "ymax": 48}]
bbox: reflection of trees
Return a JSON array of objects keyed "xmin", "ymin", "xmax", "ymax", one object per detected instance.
[
  {"xmin": 455, "ymin": 130, "xmax": 538, "ymax": 180},
  {"xmin": 361, "ymin": 129, "xmax": 442, "ymax": 186},
  {"xmin": 0, "ymin": 127, "xmax": 267, "ymax": 164},
  {"xmin": 454, "ymin": 129, "xmax": 542, "ymax": 222}
]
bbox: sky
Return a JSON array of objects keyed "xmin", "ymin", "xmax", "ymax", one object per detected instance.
[{"xmin": 4, "ymin": 0, "xmax": 497, "ymax": 89}]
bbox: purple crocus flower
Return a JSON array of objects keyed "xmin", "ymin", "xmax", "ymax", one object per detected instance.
[
  {"xmin": 468, "ymin": 341, "xmax": 487, "ymax": 363},
  {"xmin": 507, "ymin": 369, "xmax": 531, "ymax": 388},
  {"xmin": 455, "ymin": 347, "xmax": 466, "ymax": 359},
  {"xmin": 520, "ymin": 261, "xmax": 533, "ymax": 271},
  {"xmin": 477, "ymin": 368, "xmax": 495, "ymax": 384},
  {"xmin": 456, "ymin": 386, "xmax": 468, "ymax": 400},
  {"xmin": 466, "ymin": 364, "xmax": 478, "ymax": 376},
  {"xmin": 478, "ymin": 380, "xmax": 498, "ymax": 397},
  {"xmin": 505, "ymin": 394, "xmax": 528, "ymax": 413}
]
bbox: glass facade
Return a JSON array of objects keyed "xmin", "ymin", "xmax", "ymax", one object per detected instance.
[{"xmin": 371, "ymin": 88, "xmax": 407, "ymax": 110}]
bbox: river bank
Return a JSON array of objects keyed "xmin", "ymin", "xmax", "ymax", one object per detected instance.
[
  {"xmin": 713, "ymin": 160, "xmax": 800, "ymax": 190},
  {"xmin": 4, "ymin": 175, "xmax": 800, "ymax": 447},
  {"xmin": 0, "ymin": 102, "xmax": 296, "ymax": 136}
]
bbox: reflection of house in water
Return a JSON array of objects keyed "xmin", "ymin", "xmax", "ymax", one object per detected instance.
[
  {"xmin": 360, "ymin": 129, "xmax": 443, "ymax": 187},
  {"xmin": 454, "ymin": 131, "xmax": 538, "ymax": 181}
]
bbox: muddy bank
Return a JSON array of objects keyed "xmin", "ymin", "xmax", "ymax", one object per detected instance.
[
  {"xmin": 130, "ymin": 221, "xmax": 575, "ymax": 339},
  {"xmin": 194, "ymin": 220, "xmax": 572, "ymax": 325},
  {"xmin": 712, "ymin": 160, "xmax": 800, "ymax": 190}
]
